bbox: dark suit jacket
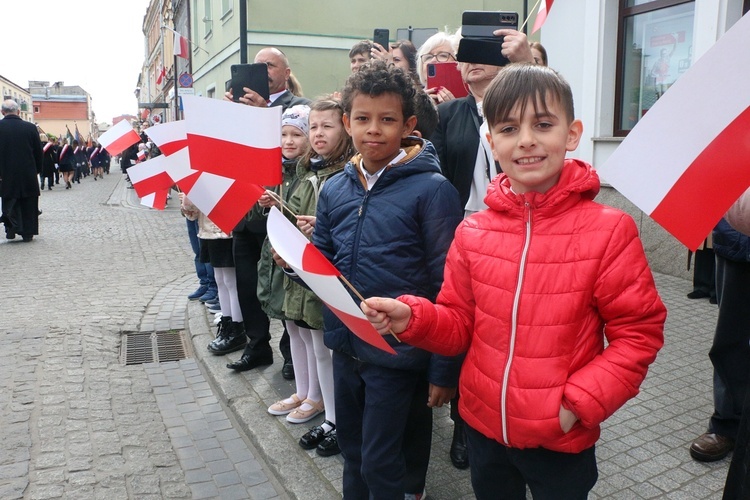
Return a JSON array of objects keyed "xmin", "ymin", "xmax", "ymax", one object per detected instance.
[
  {"xmin": 0, "ymin": 114, "xmax": 43, "ymax": 199},
  {"xmin": 430, "ymin": 95, "xmax": 482, "ymax": 209},
  {"xmin": 234, "ymin": 90, "xmax": 312, "ymax": 233}
]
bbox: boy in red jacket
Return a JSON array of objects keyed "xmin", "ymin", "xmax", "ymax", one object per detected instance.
[{"xmin": 361, "ymin": 64, "xmax": 667, "ymax": 499}]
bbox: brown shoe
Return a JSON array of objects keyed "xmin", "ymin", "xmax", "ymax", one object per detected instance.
[{"xmin": 689, "ymin": 432, "xmax": 734, "ymax": 462}]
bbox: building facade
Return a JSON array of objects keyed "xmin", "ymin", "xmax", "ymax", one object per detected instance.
[
  {"xmin": 1, "ymin": 75, "xmax": 33, "ymax": 122},
  {"xmin": 29, "ymin": 81, "xmax": 96, "ymax": 142}
]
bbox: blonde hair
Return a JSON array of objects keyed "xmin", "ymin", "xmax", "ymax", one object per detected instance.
[{"xmin": 287, "ymin": 72, "xmax": 304, "ymax": 97}]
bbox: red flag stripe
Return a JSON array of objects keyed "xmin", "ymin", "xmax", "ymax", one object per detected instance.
[
  {"xmin": 326, "ymin": 305, "xmax": 397, "ymax": 355},
  {"xmin": 650, "ymin": 105, "xmax": 750, "ymax": 250},
  {"xmin": 205, "ymin": 181, "xmax": 266, "ymax": 234},
  {"xmin": 102, "ymin": 130, "xmax": 141, "ymax": 156},
  {"xmin": 159, "ymin": 139, "xmax": 188, "ymax": 156},
  {"xmin": 132, "ymin": 172, "xmax": 175, "ymax": 198},
  {"xmin": 187, "ymin": 134, "xmax": 282, "ymax": 185},
  {"xmin": 302, "ymin": 243, "xmax": 341, "ymax": 276}
]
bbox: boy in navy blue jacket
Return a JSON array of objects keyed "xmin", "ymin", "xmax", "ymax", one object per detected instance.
[{"xmin": 313, "ymin": 60, "xmax": 463, "ymax": 497}]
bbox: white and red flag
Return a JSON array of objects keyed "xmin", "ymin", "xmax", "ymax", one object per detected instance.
[
  {"xmin": 156, "ymin": 64, "xmax": 166, "ymax": 85},
  {"xmin": 99, "ymin": 120, "xmax": 141, "ymax": 156},
  {"xmin": 531, "ymin": 0, "xmax": 554, "ymax": 34},
  {"xmin": 183, "ymin": 172, "xmax": 266, "ymax": 233},
  {"xmin": 266, "ymin": 207, "xmax": 397, "ymax": 355},
  {"xmin": 127, "ymin": 154, "xmax": 176, "ymax": 199},
  {"xmin": 182, "ymin": 95, "xmax": 282, "ymax": 185},
  {"xmin": 140, "ymin": 189, "xmax": 169, "ymax": 210},
  {"xmin": 145, "ymin": 120, "xmax": 188, "ymax": 156},
  {"xmin": 174, "ymin": 31, "xmax": 189, "ymax": 59},
  {"xmin": 598, "ymin": 13, "xmax": 750, "ymax": 251},
  {"xmin": 137, "ymin": 149, "xmax": 147, "ymax": 162}
]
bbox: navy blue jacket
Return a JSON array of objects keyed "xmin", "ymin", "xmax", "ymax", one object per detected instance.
[
  {"xmin": 714, "ymin": 219, "xmax": 750, "ymax": 263},
  {"xmin": 314, "ymin": 138, "xmax": 463, "ymax": 387}
]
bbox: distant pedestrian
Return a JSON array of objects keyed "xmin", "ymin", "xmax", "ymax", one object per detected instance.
[
  {"xmin": 40, "ymin": 135, "xmax": 57, "ymax": 190},
  {"xmin": 57, "ymin": 138, "xmax": 75, "ymax": 189},
  {"xmin": 0, "ymin": 99, "xmax": 43, "ymax": 242}
]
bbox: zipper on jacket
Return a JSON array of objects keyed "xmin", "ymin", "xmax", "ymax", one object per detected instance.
[
  {"xmin": 351, "ymin": 190, "xmax": 370, "ymax": 280},
  {"xmin": 500, "ymin": 201, "xmax": 532, "ymax": 446}
]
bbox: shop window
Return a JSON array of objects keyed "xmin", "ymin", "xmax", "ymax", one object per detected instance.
[{"xmin": 614, "ymin": 0, "xmax": 694, "ymax": 136}]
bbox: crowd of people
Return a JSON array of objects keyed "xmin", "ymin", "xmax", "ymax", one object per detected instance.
[{"xmin": 161, "ymin": 22, "xmax": 663, "ymax": 498}]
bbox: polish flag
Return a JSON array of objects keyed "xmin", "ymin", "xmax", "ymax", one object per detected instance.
[
  {"xmin": 156, "ymin": 65, "xmax": 166, "ymax": 85},
  {"xmin": 182, "ymin": 95, "xmax": 282, "ymax": 186},
  {"xmin": 174, "ymin": 31, "xmax": 189, "ymax": 59},
  {"xmin": 598, "ymin": 14, "xmax": 750, "ymax": 251},
  {"xmin": 99, "ymin": 120, "xmax": 141, "ymax": 156},
  {"xmin": 140, "ymin": 189, "xmax": 169, "ymax": 210},
  {"xmin": 183, "ymin": 172, "xmax": 266, "ymax": 233},
  {"xmin": 145, "ymin": 120, "xmax": 188, "ymax": 157},
  {"xmin": 531, "ymin": 0, "xmax": 554, "ymax": 34},
  {"xmin": 127, "ymin": 154, "xmax": 176, "ymax": 198},
  {"xmin": 137, "ymin": 149, "xmax": 147, "ymax": 162},
  {"xmin": 266, "ymin": 207, "xmax": 397, "ymax": 355}
]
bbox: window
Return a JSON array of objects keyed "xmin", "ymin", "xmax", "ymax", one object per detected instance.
[
  {"xmin": 203, "ymin": 0, "xmax": 213, "ymax": 38},
  {"xmin": 614, "ymin": 0, "xmax": 694, "ymax": 136},
  {"xmin": 221, "ymin": 0, "xmax": 231, "ymax": 17}
]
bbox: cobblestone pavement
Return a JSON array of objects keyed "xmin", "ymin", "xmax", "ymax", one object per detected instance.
[
  {"xmin": 0, "ymin": 169, "xmax": 284, "ymax": 499},
  {"xmin": 1, "ymin": 168, "xmax": 735, "ymax": 499}
]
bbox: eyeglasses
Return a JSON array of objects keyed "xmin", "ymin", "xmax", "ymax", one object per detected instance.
[{"xmin": 420, "ymin": 52, "xmax": 456, "ymax": 63}]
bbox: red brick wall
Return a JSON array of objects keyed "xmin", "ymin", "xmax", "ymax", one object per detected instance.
[{"xmin": 34, "ymin": 101, "xmax": 88, "ymax": 120}]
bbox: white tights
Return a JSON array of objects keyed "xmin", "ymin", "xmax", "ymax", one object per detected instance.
[{"xmin": 213, "ymin": 267, "xmax": 242, "ymax": 321}]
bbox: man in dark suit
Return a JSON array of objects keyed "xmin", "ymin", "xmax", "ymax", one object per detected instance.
[
  {"xmin": 0, "ymin": 99, "xmax": 43, "ymax": 242},
  {"xmin": 217, "ymin": 47, "xmax": 311, "ymax": 375}
]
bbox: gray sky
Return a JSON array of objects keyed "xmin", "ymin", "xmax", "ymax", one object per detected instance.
[{"xmin": 1, "ymin": 0, "xmax": 151, "ymax": 125}]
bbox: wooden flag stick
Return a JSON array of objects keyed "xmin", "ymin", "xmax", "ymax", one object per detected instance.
[
  {"xmin": 337, "ymin": 274, "xmax": 401, "ymax": 343},
  {"xmin": 265, "ymin": 190, "xmax": 298, "ymax": 218},
  {"xmin": 519, "ymin": 0, "xmax": 543, "ymax": 33}
]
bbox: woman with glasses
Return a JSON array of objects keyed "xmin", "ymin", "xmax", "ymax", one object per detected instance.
[{"xmin": 416, "ymin": 31, "xmax": 460, "ymax": 105}]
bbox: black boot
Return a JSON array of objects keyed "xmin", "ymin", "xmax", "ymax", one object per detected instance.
[
  {"xmin": 212, "ymin": 316, "xmax": 231, "ymax": 340},
  {"xmin": 207, "ymin": 319, "xmax": 246, "ymax": 355},
  {"xmin": 450, "ymin": 421, "xmax": 469, "ymax": 469}
]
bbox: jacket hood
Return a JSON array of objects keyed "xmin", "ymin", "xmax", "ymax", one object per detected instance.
[{"xmin": 485, "ymin": 158, "xmax": 600, "ymax": 213}]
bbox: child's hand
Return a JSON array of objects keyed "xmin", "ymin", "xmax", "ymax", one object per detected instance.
[
  {"xmin": 427, "ymin": 384, "xmax": 456, "ymax": 408},
  {"xmin": 258, "ymin": 190, "xmax": 276, "ymax": 208},
  {"xmin": 296, "ymin": 215, "xmax": 316, "ymax": 237},
  {"xmin": 271, "ymin": 248, "xmax": 290, "ymax": 269},
  {"xmin": 360, "ymin": 297, "xmax": 412, "ymax": 335},
  {"xmin": 493, "ymin": 29, "xmax": 534, "ymax": 63},
  {"xmin": 559, "ymin": 405, "xmax": 578, "ymax": 433}
]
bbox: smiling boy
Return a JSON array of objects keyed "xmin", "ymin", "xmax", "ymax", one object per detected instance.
[
  {"xmin": 362, "ymin": 64, "xmax": 667, "ymax": 499},
  {"xmin": 312, "ymin": 60, "xmax": 462, "ymax": 498}
]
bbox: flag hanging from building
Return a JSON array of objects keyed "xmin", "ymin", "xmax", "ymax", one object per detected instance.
[
  {"xmin": 266, "ymin": 207, "xmax": 397, "ymax": 355},
  {"xmin": 156, "ymin": 64, "xmax": 166, "ymax": 85},
  {"xmin": 597, "ymin": 13, "xmax": 750, "ymax": 251},
  {"xmin": 532, "ymin": 0, "xmax": 554, "ymax": 34},
  {"xmin": 174, "ymin": 31, "xmax": 189, "ymax": 59},
  {"xmin": 99, "ymin": 119, "xmax": 141, "ymax": 156}
]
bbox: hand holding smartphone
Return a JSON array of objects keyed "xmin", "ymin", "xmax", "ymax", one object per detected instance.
[
  {"xmin": 373, "ymin": 28, "xmax": 390, "ymax": 51},
  {"xmin": 230, "ymin": 63, "xmax": 270, "ymax": 103},
  {"xmin": 457, "ymin": 11, "xmax": 519, "ymax": 67},
  {"xmin": 426, "ymin": 62, "xmax": 468, "ymax": 99}
]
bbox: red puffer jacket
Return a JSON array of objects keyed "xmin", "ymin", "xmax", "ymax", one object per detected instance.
[{"xmin": 399, "ymin": 159, "xmax": 666, "ymax": 453}]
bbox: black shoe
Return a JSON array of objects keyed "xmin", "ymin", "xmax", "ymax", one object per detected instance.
[
  {"xmin": 282, "ymin": 358, "xmax": 295, "ymax": 380},
  {"xmin": 299, "ymin": 421, "xmax": 334, "ymax": 450},
  {"xmin": 226, "ymin": 348, "xmax": 273, "ymax": 371},
  {"xmin": 710, "ymin": 295, "xmax": 718, "ymax": 305},
  {"xmin": 687, "ymin": 289, "xmax": 710, "ymax": 299},
  {"xmin": 450, "ymin": 422, "xmax": 469, "ymax": 469},
  {"xmin": 21, "ymin": 235, "xmax": 33, "ymax": 242},
  {"xmin": 6, "ymin": 230, "xmax": 16, "ymax": 240},
  {"xmin": 207, "ymin": 320, "xmax": 246, "ymax": 355},
  {"xmin": 317, "ymin": 429, "xmax": 341, "ymax": 457}
]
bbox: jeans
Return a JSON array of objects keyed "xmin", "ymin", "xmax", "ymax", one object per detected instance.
[{"xmin": 186, "ymin": 218, "xmax": 215, "ymax": 289}]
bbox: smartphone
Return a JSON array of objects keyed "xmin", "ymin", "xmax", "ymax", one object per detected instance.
[
  {"xmin": 461, "ymin": 11, "xmax": 518, "ymax": 39},
  {"xmin": 373, "ymin": 28, "xmax": 390, "ymax": 50},
  {"xmin": 426, "ymin": 62, "xmax": 468, "ymax": 98},
  {"xmin": 230, "ymin": 63, "xmax": 270, "ymax": 102}
]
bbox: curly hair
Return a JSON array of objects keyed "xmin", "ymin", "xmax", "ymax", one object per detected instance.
[{"xmin": 340, "ymin": 59, "xmax": 416, "ymax": 120}]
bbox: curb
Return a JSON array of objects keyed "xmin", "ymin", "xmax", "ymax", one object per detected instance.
[{"xmin": 185, "ymin": 301, "xmax": 341, "ymax": 500}]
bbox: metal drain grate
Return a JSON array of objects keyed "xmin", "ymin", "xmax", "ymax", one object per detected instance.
[{"xmin": 121, "ymin": 331, "xmax": 192, "ymax": 365}]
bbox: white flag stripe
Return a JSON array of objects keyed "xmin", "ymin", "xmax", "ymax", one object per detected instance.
[
  {"xmin": 294, "ymin": 270, "xmax": 366, "ymax": 318},
  {"xmin": 181, "ymin": 95, "xmax": 282, "ymax": 148},
  {"xmin": 184, "ymin": 172, "xmax": 233, "ymax": 214},
  {"xmin": 140, "ymin": 193, "xmax": 156, "ymax": 208},
  {"xmin": 163, "ymin": 148, "xmax": 198, "ymax": 182},
  {"xmin": 127, "ymin": 155, "xmax": 169, "ymax": 185},
  {"xmin": 145, "ymin": 120, "xmax": 186, "ymax": 149},
  {"xmin": 600, "ymin": 13, "xmax": 750, "ymax": 214}
]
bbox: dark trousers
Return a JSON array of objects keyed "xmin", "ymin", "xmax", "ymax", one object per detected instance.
[
  {"xmin": 692, "ymin": 247, "xmax": 717, "ymax": 300},
  {"xmin": 233, "ymin": 230, "xmax": 271, "ymax": 350},
  {"xmin": 708, "ymin": 256, "xmax": 750, "ymax": 439},
  {"xmin": 186, "ymin": 218, "xmax": 216, "ymax": 289},
  {"xmin": 1, "ymin": 196, "xmax": 39, "ymax": 237},
  {"xmin": 40, "ymin": 173, "xmax": 54, "ymax": 189},
  {"xmin": 333, "ymin": 352, "xmax": 432, "ymax": 499},
  {"xmin": 465, "ymin": 425, "xmax": 597, "ymax": 500}
]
